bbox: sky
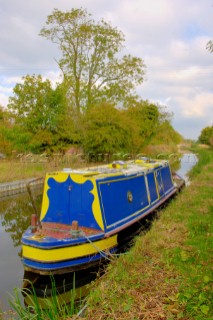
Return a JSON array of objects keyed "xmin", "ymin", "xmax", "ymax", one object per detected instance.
[{"xmin": 0, "ymin": 0, "xmax": 212, "ymax": 140}]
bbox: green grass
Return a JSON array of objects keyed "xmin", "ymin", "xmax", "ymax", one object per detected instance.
[
  {"xmin": 0, "ymin": 156, "xmax": 86, "ymax": 182},
  {"xmin": 0, "ymin": 161, "xmax": 47, "ymax": 183},
  {"xmin": 85, "ymin": 147, "xmax": 213, "ymax": 319}
]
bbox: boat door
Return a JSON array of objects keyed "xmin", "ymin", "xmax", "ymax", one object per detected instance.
[
  {"xmin": 68, "ymin": 177, "xmax": 101, "ymax": 229},
  {"xmin": 42, "ymin": 174, "xmax": 98, "ymax": 228},
  {"xmin": 155, "ymin": 170, "xmax": 164, "ymax": 198},
  {"xmin": 42, "ymin": 175, "xmax": 81, "ymax": 225}
]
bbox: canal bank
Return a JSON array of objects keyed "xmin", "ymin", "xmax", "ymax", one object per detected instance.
[
  {"xmin": 85, "ymin": 148, "xmax": 212, "ymax": 320},
  {"xmin": 0, "ymin": 177, "xmax": 44, "ymax": 199}
]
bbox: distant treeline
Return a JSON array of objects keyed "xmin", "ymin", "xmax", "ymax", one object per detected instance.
[{"xmin": 0, "ymin": 76, "xmax": 182, "ymax": 157}]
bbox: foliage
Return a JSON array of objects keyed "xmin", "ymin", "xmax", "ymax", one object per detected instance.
[
  {"xmin": 82, "ymin": 103, "xmax": 131, "ymax": 156},
  {"xmin": 198, "ymin": 125, "xmax": 213, "ymax": 146},
  {"xmin": 122, "ymin": 101, "xmax": 180, "ymax": 154},
  {"xmin": 0, "ymin": 105, "xmax": 13, "ymax": 154},
  {"xmin": 124, "ymin": 101, "xmax": 160, "ymax": 152},
  {"xmin": 4, "ymin": 125, "xmax": 33, "ymax": 153},
  {"xmin": 8, "ymin": 75, "xmax": 64, "ymax": 133},
  {"xmin": 40, "ymin": 8, "xmax": 145, "ymax": 113},
  {"xmin": 81, "ymin": 101, "xmax": 179, "ymax": 157},
  {"xmin": 7, "ymin": 75, "xmax": 79, "ymax": 153},
  {"xmin": 5, "ymin": 82, "xmax": 181, "ymax": 156},
  {"xmin": 149, "ymin": 120, "xmax": 183, "ymax": 146}
]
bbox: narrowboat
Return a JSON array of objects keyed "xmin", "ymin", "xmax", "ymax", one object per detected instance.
[{"xmin": 21, "ymin": 158, "xmax": 184, "ymax": 275}]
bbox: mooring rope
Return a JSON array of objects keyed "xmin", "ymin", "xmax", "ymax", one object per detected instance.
[
  {"xmin": 81, "ymin": 231, "xmax": 129, "ymax": 261},
  {"xmin": 81, "ymin": 231, "xmax": 113, "ymax": 261},
  {"xmin": 72, "ymin": 303, "xmax": 88, "ymax": 319}
]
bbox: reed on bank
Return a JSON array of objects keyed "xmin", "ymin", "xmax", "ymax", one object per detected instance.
[{"xmin": 6, "ymin": 275, "xmax": 85, "ymax": 320}]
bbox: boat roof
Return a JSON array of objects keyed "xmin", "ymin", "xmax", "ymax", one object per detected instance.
[{"xmin": 53, "ymin": 158, "xmax": 169, "ymax": 180}]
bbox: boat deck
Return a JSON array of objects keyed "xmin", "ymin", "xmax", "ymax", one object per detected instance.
[{"xmin": 34, "ymin": 222, "xmax": 102, "ymax": 239}]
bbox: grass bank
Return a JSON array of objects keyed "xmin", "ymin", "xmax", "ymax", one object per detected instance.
[
  {"xmin": 84, "ymin": 147, "xmax": 212, "ymax": 320},
  {"xmin": 0, "ymin": 145, "xmax": 181, "ymax": 183},
  {"xmin": 0, "ymin": 157, "xmax": 85, "ymax": 183},
  {"xmin": 0, "ymin": 161, "xmax": 48, "ymax": 183}
]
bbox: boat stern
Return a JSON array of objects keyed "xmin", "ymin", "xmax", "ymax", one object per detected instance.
[{"xmin": 21, "ymin": 222, "xmax": 117, "ymax": 274}]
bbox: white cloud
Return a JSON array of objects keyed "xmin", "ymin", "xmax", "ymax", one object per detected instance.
[
  {"xmin": 176, "ymin": 92, "xmax": 213, "ymax": 118},
  {"xmin": 0, "ymin": 85, "xmax": 13, "ymax": 94},
  {"xmin": 3, "ymin": 77, "xmax": 23, "ymax": 85},
  {"xmin": 0, "ymin": 93, "xmax": 9, "ymax": 107}
]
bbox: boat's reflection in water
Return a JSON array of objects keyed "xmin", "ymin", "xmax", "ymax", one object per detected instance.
[
  {"xmin": 22, "ymin": 264, "xmax": 104, "ymax": 309},
  {"xmin": 22, "ymin": 211, "xmax": 157, "ymax": 309}
]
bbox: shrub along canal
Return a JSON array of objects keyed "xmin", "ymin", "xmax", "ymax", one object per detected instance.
[{"xmin": 0, "ymin": 154, "xmax": 197, "ymax": 312}]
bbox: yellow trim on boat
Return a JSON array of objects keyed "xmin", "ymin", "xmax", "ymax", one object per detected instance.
[
  {"xmin": 154, "ymin": 171, "xmax": 161, "ymax": 199},
  {"xmin": 135, "ymin": 159, "xmax": 159, "ymax": 168},
  {"xmin": 40, "ymin": 172, "xmax": 69, "ymax": 220},
  {"xmin": 22, "ymin": 235, "xmax": 117, "ymax": 263}
]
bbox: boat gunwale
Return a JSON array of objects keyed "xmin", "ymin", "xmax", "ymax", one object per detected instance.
[{"xmin": 21, "ymin": 230, "xmax": 105, "ymax": 248}]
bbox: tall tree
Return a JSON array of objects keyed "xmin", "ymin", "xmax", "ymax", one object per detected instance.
[
  {"xmin": 40, "ymin": 8, "xmax": 145, "ymax": 113},
  {"xmin": 8, "ymin": 74, "xmax": 65, "ymax": 133}
]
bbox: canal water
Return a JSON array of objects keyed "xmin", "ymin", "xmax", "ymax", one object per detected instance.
[
  {"xmin": 176, "ymin": 153, "xmax": 198, "ymax": 185},
  {"xmin": 0, "ymin": 154, "xmax": 198, "ymax": 312},
  {"xmin": 0, "ymin": 191, "xmax": 43, "ymax": 311}
]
